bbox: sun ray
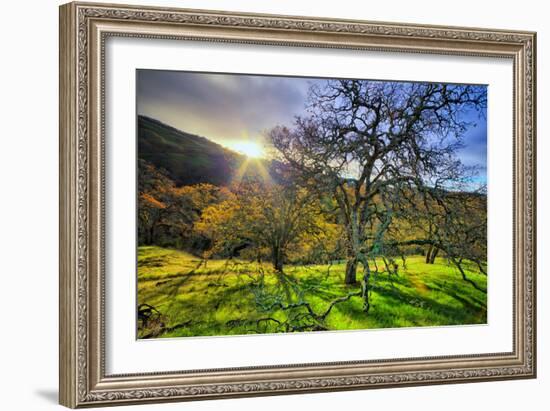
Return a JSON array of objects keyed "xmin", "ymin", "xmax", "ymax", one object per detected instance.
[
  {"xmin": 231, "ymin": 156, "xmax": 272, "ymax": 186},
  {"xmin": 232, "ymin": 156, "xmax": 251, "ymax": 184}
]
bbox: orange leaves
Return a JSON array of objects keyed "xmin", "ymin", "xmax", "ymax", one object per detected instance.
[{"xmin": 140, "ymin": 192, "xmax": 167, "ymax": 209}]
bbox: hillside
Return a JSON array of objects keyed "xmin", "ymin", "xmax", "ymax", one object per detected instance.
[{"xmin": 138, "ymin": 115, "xmax": 246, "ymax": 186}]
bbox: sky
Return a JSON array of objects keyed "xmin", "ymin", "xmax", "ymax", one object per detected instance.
[{"xmin": 137, "ymin": 70, "xmax": 487, "ymax": 184}]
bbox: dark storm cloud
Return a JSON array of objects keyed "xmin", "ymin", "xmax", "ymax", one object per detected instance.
[{"xmin": 137, "ymin": 70, "xmax": 313, "ymax": 146}]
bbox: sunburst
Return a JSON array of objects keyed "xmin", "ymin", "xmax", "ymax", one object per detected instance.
[{"xmin": 230, "ymin": 141, "xmax": 264, "ymax": 158}]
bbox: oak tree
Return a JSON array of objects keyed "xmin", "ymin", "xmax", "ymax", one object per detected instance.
[{"xmin": 270, "ymin": 80, "xmax": 487, "ymax": 309}]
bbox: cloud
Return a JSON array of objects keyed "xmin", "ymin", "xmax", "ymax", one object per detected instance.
[
  {"xmin": 457, "ymin": 108, "xmax": 488, "ymax": 183},
  {"xmin": 137, "ymin": 70, "xmax": 487, "ymax": 183},
  {"xmin": 137, "ymin": 70, "xmax": 312, "ymax": 146}
]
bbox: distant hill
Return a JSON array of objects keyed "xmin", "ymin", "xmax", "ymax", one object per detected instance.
[{"xmin": 138, "ymin": 115, "xmax": 276, "ymax": 187}]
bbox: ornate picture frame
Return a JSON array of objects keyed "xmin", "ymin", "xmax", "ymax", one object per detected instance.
[{"xmin": 59, "ymin": 1, "xmax": 536, "ymax": 408}]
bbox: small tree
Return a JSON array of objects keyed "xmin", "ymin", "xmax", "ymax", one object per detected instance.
[{"xmin": 196, "ymin": 182, "xmax": 325, "ymax": 272}]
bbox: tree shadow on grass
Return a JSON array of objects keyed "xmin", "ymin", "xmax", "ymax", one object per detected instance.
[
  {"xmin": 423, "ymin": 277, "xmax": 487, "ymax": 308},
  {"xmin": 371, "ymin": 282, "xmax": 486, "ymax": 326},
  {"xmin": 297, "ymin": 270, "xmax": 486, "ymax": 328},
  {"xmin": 140, "ymin": 281, "xmax": 253, "ymax": 338},
  {"xmin": 141, "ymin": 261, "xmax": 488, "ymax": 337}
]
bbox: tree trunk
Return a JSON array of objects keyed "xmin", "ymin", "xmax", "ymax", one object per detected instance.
[
  {"xmin": 344, "ymin": 256, "xmax": 358, "ymax": 285},
  {"xmin": 146, "ymin": 225, "xmax": 155, "ymax": 245},
  {"xmin": 361, "ymin": 262, "xmax": 371, "ymax": 313},
  {"xmin": 272, "ymin": 247, "xmax": 284, "ymax": 272},
  {"xmin": 273, "ymin": 259, "xmax": 283, "ymax": 272},
  {"xmin": 425, "ymin": 245, "xmax": 433, "ymax": 263},
  {"xmin": 357, "ymin": 254, "xmax": 371, "ymax": 313},
  {"xmin": 429, "ymin": 247, "xmax": 439, "ymax": 264}
]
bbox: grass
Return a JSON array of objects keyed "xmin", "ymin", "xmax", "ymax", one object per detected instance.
[{"xmin": 137, "ymin": 246, "xmax": 487, "ymax": 338}]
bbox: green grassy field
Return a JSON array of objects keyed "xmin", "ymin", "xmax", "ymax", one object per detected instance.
[{"xmin": 137, "ymin": 246, "xmax": 487, "ymax": 338}]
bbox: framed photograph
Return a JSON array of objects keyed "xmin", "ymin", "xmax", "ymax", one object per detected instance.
[{"xmin": 59, "ymin": 2, "xmax": 537, "ymax": 408}]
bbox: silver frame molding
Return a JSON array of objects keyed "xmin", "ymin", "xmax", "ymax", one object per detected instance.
[{"xmin": 59, "ymin": 2, "xmax": 536, "ymax": 408}]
